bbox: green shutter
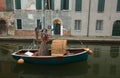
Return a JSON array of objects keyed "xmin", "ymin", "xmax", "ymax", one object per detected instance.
[
  {"xmin": 75, "ymin": 0, "xmax": 82, "ymax": 11},
  {"xmin": 43, "ymin": 0, "xmax": 47, "ymax": 9},
  {"xmin": 36, "ymin": 0, "xmax": 42, "ymax": 10},
  {"xmin": 51, "ymin": 0, "xmax": 54, "ymax": 10},
  {"xmin": 6, "ymin": 0, "xmax": 12, "ymax": 11},
  {"xmin": 66, "ymin": 0, "xmax": 69, "ymax": 10},
  {"xmin": 98, "ymin": 0, "xmax": 105, "ymax": 12},
  {"xmin": 61, "ymin": 0, "xmax": 69, "ymax": 10},
  {"xmin": 15, "ymin": 0, "xmax": 21, "ymax": 9},
  {"xmin": 117, "ymin": 0, "xmax": 120, "ymax": 11},
  {"xmin": 61, "ymin": 0, "xmax": 64, "ymax": 10},
  {"xmin": 37, "ymin": 19, "xmax": 42, "ymax": 29}
]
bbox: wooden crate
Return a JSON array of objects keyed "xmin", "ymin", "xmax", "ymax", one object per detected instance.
[{"xmin": 51, "ymin": 40, "xmax": 67, "ymax": 56}]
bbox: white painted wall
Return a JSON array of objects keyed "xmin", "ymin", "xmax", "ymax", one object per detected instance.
[{"xmin": 14, "ymin": 0, "xmax": 120, "ymax": 36}]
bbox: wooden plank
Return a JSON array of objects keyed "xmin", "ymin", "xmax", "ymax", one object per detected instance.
[
  {"xmin": 51, "ymin": 54, "xmax": 64, "ymax": 56},
  {"xmin": 51, "ymin": 40, "xmax": 67, "ymax": 56}
]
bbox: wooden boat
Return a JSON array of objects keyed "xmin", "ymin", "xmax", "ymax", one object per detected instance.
[{"xmin": 11, "ymin": 48, "xmax": 92, "ymax": 64}]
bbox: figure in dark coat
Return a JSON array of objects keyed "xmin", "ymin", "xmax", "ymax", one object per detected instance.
[{"xmin": 39, "ymin": 29, "xmax": 50, "ymax": 56}]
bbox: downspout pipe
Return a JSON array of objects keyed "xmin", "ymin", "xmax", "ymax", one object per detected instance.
[{"xmin": 87, "ymin": 0, "xmax": 91, "ymax": 37}]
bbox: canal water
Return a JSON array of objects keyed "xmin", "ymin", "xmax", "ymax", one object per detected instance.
[{"xmin": 0, "ymin": 41, "xmax": 120, "ymax": 78}]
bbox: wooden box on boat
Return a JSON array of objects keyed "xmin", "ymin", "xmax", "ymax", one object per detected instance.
[{"xmin": 51, "ymin": 40, "xmax": 67, "ymax": 56}]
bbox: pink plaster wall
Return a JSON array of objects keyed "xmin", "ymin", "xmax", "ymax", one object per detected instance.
[{"xmin": 15, "ymin": 30, "xmax": 35, "ymax": 36}]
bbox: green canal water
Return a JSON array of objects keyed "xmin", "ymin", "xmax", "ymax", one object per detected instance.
[{"xmin": 0, "ymin": 41, "xmax": 120, "ymax": 78}]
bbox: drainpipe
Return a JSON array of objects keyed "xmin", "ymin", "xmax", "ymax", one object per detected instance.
[
  {"xmin": 87, "ymin": 0, "xmax": 91, "ymax": 37},
  {"xmin": 43, "ymin": 1, "xmax": 46, "ymax": 29}
]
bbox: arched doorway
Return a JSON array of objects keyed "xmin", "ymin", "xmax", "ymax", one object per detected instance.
[
  {"xmin": 53, "ymin": 19, "xmax": 61, "ymax": 35},
  {"xmin": 0, "ymin": 19, "xmax": 7, "ymax": 35},
  {"xmin": 112, "ymin": 20, "xmax": 120, "ymax": 36}
]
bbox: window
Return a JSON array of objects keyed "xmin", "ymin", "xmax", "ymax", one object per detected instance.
[
  {"xmin": 98, "ymin": 0, "xmax": 105, "ymax": 12},
  {"xmin": 17, "ymin": 19, "xmax": 22, "ymax": 29},
  {"xmin": 37, "ymin": 19, "xmax": 42, "ymax": 29},
  {"xmin": 110, "ymin": 46, "xmax": 119, "ymax": 58},
  {"xmin": 96, "ymin": 20, "xmax": 103, "ymax": 30},
  {"xmin": 117, "ymin": 0, "xmax": 120, "ymax": 11},
  {"xmin": 6, "ymin": 0, "xmax": 13, "ymax": 11},
  {"xmin": 74, "ymin": 20, "xmax": 81, "ymax": 30},
  {"xmin": 93, "ymin": 64, "xmax": 99, "ymax": 74},
  {"xmin": 36, "ymin": 0, "xmax": 42, "ymax": 10},
  {"xmin": 44, "ymin": 0, "xmax": 54, "ymax": 10},
  {"xmin": 0, "ymin": 0, "xmax": 13, "ymax": 11},
  {"xmin": 94, "ymin": 48, "xmax": 101, "ymax": 57},
  {"xmin": 110, "ymin": 65, "xmax": 116, "ymax": 75},
  {"xmin": 15, "ymin": 0, "xmax": 21, "ymax": 9},
  {"xmin": 75, "ymin": 0, "xmax": 82, "ymax": 11},
  {"xmin": 61, "ymin": 0, "xmax": 69, "ymax": 10}
]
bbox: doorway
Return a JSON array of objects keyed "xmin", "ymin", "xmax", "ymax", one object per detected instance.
[
  {"xmin": 0, "ymin": 19, "xmax": 7, "ymax": 35},
  {"xmin": 53, "ymin": 19, "xmax": 61, "ymax": 35}
]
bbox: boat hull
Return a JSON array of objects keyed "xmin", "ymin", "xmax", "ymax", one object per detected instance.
[{"xmin": 11, "ymin": 49, "xmax": 89, "ymax": 64}]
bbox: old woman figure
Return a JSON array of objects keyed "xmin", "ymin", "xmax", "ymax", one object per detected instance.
[{"xmin": 39, "ymin": 29, "xmax": 50, "ymax": 56}]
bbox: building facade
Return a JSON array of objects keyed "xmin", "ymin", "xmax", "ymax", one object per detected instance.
[{"xmin": 0, "ymin": 0, "xmax": 120, "ymax": 37}]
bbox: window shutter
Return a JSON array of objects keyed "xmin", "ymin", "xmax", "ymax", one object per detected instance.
[
  {"xmin": 117, "ymin": 0, "xmax": 120, "ymax": 11},
  {"xmin": 15, "ymin": 0, "xmax": 21, "ymax": 9},
  {"xmin": 51, "ymin": 0, "xmax": 54, "ymax": 10},
  {"xmin": 75, "ymin": 0, "xmax": 82, "ymax": 11},
  {"xmin": 36, "ymin": 0, "xmax": 42, "ymax": 10},
  {"xmin": 66, "ymin": 0, "xmax": 69, "ymax": 10},
  {"xmin": 98, "ymin": 0, "xmax": 105, "ymax": 12},
  {"xmin": 6, "ymin": 0, "xmax": 12, "ymax": 11},
  {"xmin": 61, "ymin": 0, "xmax": 69, "ymax": 10},
  {"xmin": 61, "ymin": 0, "xmax": 64, "ymax": 10}
]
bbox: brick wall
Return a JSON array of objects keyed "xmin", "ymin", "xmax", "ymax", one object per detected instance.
[{"xmin": 63, "ymin": 31, "xmax": 71, "ymax": 36}]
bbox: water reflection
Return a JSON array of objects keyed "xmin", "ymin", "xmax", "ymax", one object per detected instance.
[
  {"xmin": 0, "ymin": 42, "xmax": 120, "ymax": 78},
  {"xmin": 110, "ymin": 46, "xmax": 119, "ymax": 58},
  {"xmin": 0, "ymin": 61, "xmax": 88, "ymax": 78},
  {"xmin": 13, "ymin": 61, "xmax": 88, "ymax": 77}
]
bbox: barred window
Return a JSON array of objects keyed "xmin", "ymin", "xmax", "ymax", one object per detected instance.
[
  {"xmin": 17, "ymin": 19, "xmax": 22, "ymax": 29},
  {"xmin": 96, "ymin": 20, "xmax": 103, "ymax": 30},
  {"xmin": 74, "ymin": 20, "xmax": 81, "ymax": 30}
]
